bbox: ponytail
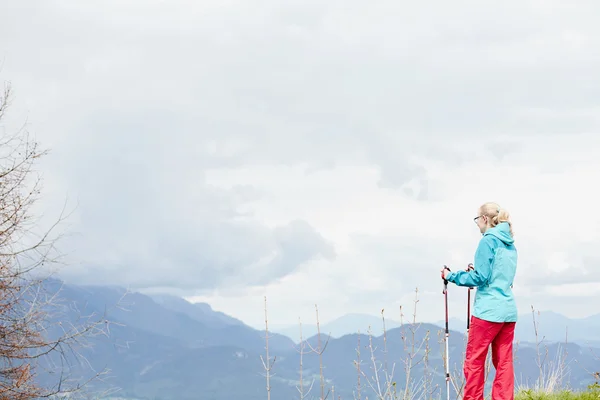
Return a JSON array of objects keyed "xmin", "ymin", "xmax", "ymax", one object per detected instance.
[{"xmin": 481, "ymin": 202, "xmax": 514, "ymax": 237}]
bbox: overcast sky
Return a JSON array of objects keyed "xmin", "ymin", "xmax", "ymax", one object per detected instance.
[{"xmin": 1, "ymin": 0, "xmax": 600, "ymax": 330}]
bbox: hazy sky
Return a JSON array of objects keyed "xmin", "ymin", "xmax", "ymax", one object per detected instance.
[{"xmin": 1, "ymin": 0, "xmax": 599, "ymax": 330}]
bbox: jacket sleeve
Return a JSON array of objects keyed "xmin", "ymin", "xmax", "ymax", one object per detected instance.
[{"xmin": 447, "ymin": 237, "xmax": 494, "ymax": 287}]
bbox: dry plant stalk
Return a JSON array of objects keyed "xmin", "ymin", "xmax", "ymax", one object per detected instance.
[
  {"xmin": 582, "ymin": 346, "xmax": 600, "ymax": 384},
  {"xmin": 261, "ymin": 296, "xmax": 276, "ymax": 400},
  {"xmin": 0, "ymin": 81, "xmax": 119, "ymax": 399},
  {"xmin": 293, "ymin": 304, "xmax": 332, "ymax": 400},
  {"xmin": 352, "ymin": 287, "xmax": 436, "ymax": 400},
  {"xmin": 306, "ymin": 304, "xmax": 331, "ymax": 400},
  {"xmin": 354, "ymin": 331, "xmax": 362, "ymax": 400},
  {"xmin": 530, "ymin": 306, "xmax": 570, "ymax": 393},
  {"xmin": 532, "ymin": 305, "xmax": 547, "ymax": 390},
  {"xmin": 296, "ymin": 317, "xmax": 315, "ymax": 399},
  {"xmin": 381, "ymin": 307, "xmax": 396, "ymax": 399},
  {"xmin": 451, "ymin": 333, "xmax": 468, "ymax": 398},
  {"xmin": 399, "ymin": 288, "xmax": 436, "ymax": 400},
  {"xmin": 421, "ymin": 326, "xmax": 435, "ymax": 400},
  {"xmin": 355, "ymin": 308, "xmax": 396, "ymax": 399}
]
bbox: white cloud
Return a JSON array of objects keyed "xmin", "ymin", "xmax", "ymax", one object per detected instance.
[
  {"xmin": 190, "ymin": 137, "xmax": 600, "ymax": 327},
  {"xmin": 1, "ymin": 0, "xmax": 600, "ymax": 329}
]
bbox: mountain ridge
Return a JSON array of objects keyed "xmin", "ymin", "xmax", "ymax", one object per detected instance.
[{"xmin": 272, "ymin": 310, "xmax": 600, "ymax": 345}]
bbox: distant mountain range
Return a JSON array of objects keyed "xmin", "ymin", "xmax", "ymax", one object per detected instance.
[
  {"xmin": 273, "ymin": 311, "xmax": 600, "ymax": 346},
  {"xmin": 32, "ymin": 278, "xmax": 600, "ymax": 400}
]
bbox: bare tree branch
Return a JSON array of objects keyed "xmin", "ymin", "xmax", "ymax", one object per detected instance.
[{"xmin": 0, "ymin": 80, "xmax": 121, "ymax": 399}]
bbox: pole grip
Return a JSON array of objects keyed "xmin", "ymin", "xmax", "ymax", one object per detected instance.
[{"xmin": 442, "ymin": 265, "xmax": 451, "ymax": 285}]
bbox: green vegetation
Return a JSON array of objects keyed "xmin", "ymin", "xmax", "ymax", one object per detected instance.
[{"xmin": 516, "ymin": 384, "xmax": 600, "ymax": 400}]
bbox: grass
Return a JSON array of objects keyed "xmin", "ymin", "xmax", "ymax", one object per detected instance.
[{"xmin": 516, "ymin": 383, "xmax": 600, "ymax": 400}]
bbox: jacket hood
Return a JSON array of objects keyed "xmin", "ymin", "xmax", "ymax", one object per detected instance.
[{"xmin": 484, "ymin": 222, "xmax": 514, "ymax": 245}]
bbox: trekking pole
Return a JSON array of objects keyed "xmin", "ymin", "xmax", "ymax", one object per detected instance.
[
  {"xmin": 466, "ymin": 263, "xmax": 474, "ymax": 335},
  {"xmin": 442, "ymin": 265, "xmax": 451, "ymax": 400}
]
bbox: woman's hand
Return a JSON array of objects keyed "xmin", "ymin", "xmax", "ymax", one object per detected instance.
[{"xmin": 440, "ymin": 266, "xmax": 451, "ymax": 280}]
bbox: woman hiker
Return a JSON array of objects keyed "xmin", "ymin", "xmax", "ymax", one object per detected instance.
[{"xmin": 441, "ymin": 202, "xmax": 518, "ymax": 400}]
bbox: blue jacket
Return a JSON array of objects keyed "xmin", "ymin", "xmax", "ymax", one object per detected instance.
[{"xmin": 446, "ymin": 222, "xmax": 518, "ymax": 323}]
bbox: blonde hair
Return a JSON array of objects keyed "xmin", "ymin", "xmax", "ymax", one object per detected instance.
[{"xmin": 479, "ymin": 202, "xmax": 514, "ymax": 237}]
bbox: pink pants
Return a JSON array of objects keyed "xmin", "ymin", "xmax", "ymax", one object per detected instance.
[{"xmin": 463, "ymin": 316, "xmax": 516, "ymax": 400}]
